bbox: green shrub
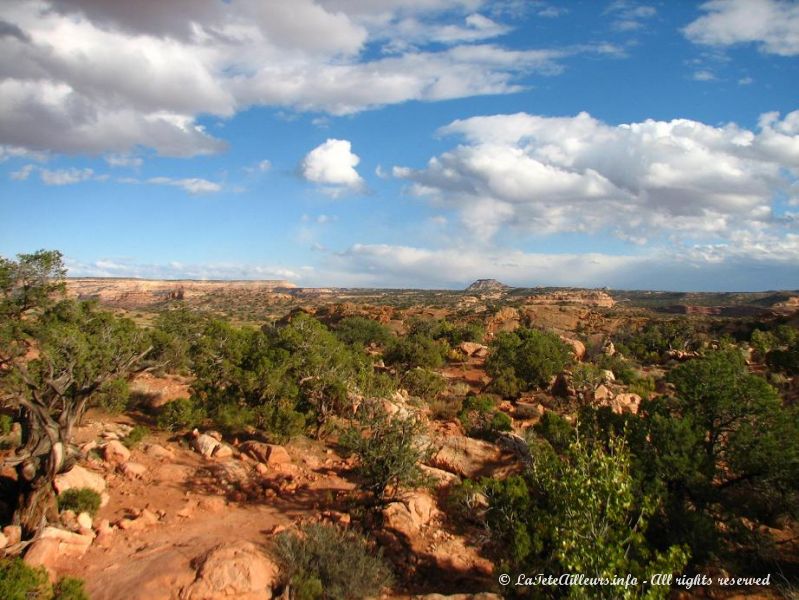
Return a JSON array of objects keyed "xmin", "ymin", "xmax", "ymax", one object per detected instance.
[
  {"xmin": 570, "ymin": 362, "xmax": 604, "ymax": 392},
  {"xmin": 156, "ymin": 397, "xmax": 206, "ymax": 431},
  {"xmin": 532, "ymin": 412, "xmax": 574, "ymax": 453},
  {"xmin": 340, "ymin": 401, "xmax": 431, "ymax": 505},
  {"xmin": 253, "ymin": 402, "xmax": 307, "ymax": 443},
  {"xmin": 122, "ymin": 425, "xmax": 148, "ymax": 448},
  {"xmin": 596, "ymin": 353, "xmax": 639, "ymax": 385},
  {"xmin": 429, "ymin": 396, "xmax": 462, "ymax": 421},
  {"xmin": 480, "ymin": 436, "xmax": 688, "ymax": 599},
  {"xmin": 487, "ymin": 366, "xmax": 522, "ymax": 399},
  {"xmin": 458, "ymin": 395, "xmax": 512, "ymax": 440},
  {"xmin": 401, "ymin": 367, "xmax": 445, "ymax": 400},
  {"xmin": 53, "ymin": 578, "xmax": 89, "ymax": 600},
  {"xmin": 212, "ymin": 402, "xmax": 256, "ymax": 432},
  {"xmin": 273, "ymin": 523, "xmax": 393, "ymax": 600},
  {"xmin": 384, "ymin": 334, "xmax": 448, "ymax": 369},
  {"xmin": 57, "ymin": 488, "xmax": 102, "ymax": 517},
  {"xmin": 91, "ymin": 377, "xmax": 130, "ymax": 412},
  {"xmin": 0, "ymin": 558, "xmax": 51, "ymax": 600},
  {"xmin": 486, "ymin": 328, "xmax": 572, "ymax": 392},
  {"xmin": 334, "ymin": 317, "xmax": 392, "ymax": 347}
]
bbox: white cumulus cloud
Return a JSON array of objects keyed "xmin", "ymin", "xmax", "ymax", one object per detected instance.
[
  {"xmin": 301, "ymin": 138, "xmax": 364, "ymax": 191},
  {"xmin": 394, "ymin": 110, "xmax": 799, "ymax": 243},
  {"xmin": 684, "ymin": 0, "xmax": 799, "ymax": 56}
]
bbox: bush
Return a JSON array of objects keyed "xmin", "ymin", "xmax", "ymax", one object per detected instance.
[
  {"xmin": 0, "ymin": 558, "xmax": 51, "ymax": 600},
  {"xmin": 122, "ymin": 425, "xmax": 148, "ymax": 448},
  {"xmin": 458, "ymin": 395, "xmax": 512, "ymax": 440},
  {"xmin": 156, "ymin": 397, "xmax": 207, "ymax": 431},
  {"xmin": 487, "ymin": 366, "xmax": 522, "ymax": 399},
  {"xmin": 401, "ymin": 367, "xmax": 445, "ymax": 400},
  {"xmin": 480, "ymin": 436, "xmax": 688, "ymax": 598},
  {"xmin": 53, "ymin": 578, "xmax": 89, "ymax": 600},
  {"xmin": 91, "ymin": 377, "xmax": 130, "ymax": 412},
  {"xmin": 384, "ymin": 334, "xmax": 448, "ymax": 370},
  {"xmin": 570, "ymin": 362, "xmax": 604, "ymax": 392},
  {"xmin": 57, "ymin": 488, "xmax": 102, "ymax": 517},
  {"xmin": 253, "ymin": 401, "xmax": 307, "ymax": 443},
  {"xmin": 340, "ymin": 401, "xmax": 431, "ymax": 505},
  {"xmin": 334, "ymin": 317, "xmax": 392, "ymax": 347},
  {"xmin": 273, "ymin": 523, "xmax": 393, "ymax": 600},
  {"xmin": 486, "ymin": 328, "xmax": 572, "ymax": 392},
  {"xmin": 429, "ymin": 396, "xmax": 462, "ymax": 421}
]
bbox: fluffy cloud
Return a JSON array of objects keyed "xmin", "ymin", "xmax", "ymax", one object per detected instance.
[
  {"xmin": 684, "ymin": 0, "xmax": 799, "ymax": 56},
  {"xmin": 301, "ymin": 139, "xmax": 364, "ymax": 191},
  {"xmin": 394, "ymin": 111, "xmax": 799, "ymax": 242},
  {"xmin": 65, "ymin": 256, "xmax": 305, "ymax": 282},
  {"xmin": 320, "ymin": 239, "xmax": 799, "ymax": 290},
  {"xmin": 0, "ymin": 0, "xmax": 616, "ymax": 156}
]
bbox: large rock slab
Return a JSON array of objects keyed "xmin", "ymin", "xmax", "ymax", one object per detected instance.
[
  {"xmin": 428, "ymin": 436, "xmax": 503, "ymax": 479},
  {"xmin": 182, "ymin": 541, "xmax": 279, "ymax": 600},
  {"xmin": 383, "ymin": 491, "xmax": 440, "ymax": 537},
  {"xmin": 55, "ymin": 464, "xmax": 106, "ymax": 494}
]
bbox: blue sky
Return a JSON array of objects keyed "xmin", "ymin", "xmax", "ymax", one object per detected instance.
[{"xmin": 1, "ymin": 0, "xmax": 798, "ymax": 290}]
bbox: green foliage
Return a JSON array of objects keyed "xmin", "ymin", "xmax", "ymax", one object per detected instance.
[
  {"xmin": 253, "ymin": 401, "xmax": 307, "ymax": 443},
  {"xmin": 57, "ymin": 488, "xmax": 102, "ymax": 517},
  {"xmin": 595, "ymin": 353, "xmax": 639, "ymax": 385},
  {"xmin": 384, "ymin": 333, "xmax": 448, "ymax": 370},
  {"xmin": 90, "ymin": 378, "xmax": 131, "ymax": 413},
  {"xmin": 340, "ymin": 401, "xmax": 431, "ymax": 505},
  {"xmin": 617, "ymin": 347, "xmax": 799, "ymax": 562},
  {"xmin": 122, "ymin": 425, "xmax": 148, "ymax": 448},
  {"xmin": 156, "ymin": 397, "xmax": 207, "ymax": 431},
  {"xmin": 0, "ymin": 560, "xmax": 88, "ymax": 600},
  {"xmin": 481, "ymin": 436, "xmax": 688, "ymax": 599},
  {"xmin": 570, "ymin": 362, "xmax": 604, "ymax": 392},
  {"xmin": 0, "ymin": 558, "xmax": 52, "ymax": 600},
  {"xmin": 486, "ymin": 366, "xmax": 522, "ymax": 399},
  {"xmin": 401, "ymin": 367, "xmax": 445, "ymax": 400},
  {"xmin": 458, "ymin": 395, "xmax": 512, "ymax": 440},
  {"xmin": 53, "ymin": 578, "xmax": 89, "ymax": 600},
  {"xmin": 486, "ymin": 328, "xmax": 572, "ymax": 392},
  {"xmin": 273, "ymin": 523, "xmax": 393, "ymax": 600},
  {"xmin": 532, "ymin": 412, "xmax": 574, "ymax": 453},
  {"xmin": 615, "ymin": 319, "xmax": 702, "ymax": 364},
  {"xmin": 406, "ymin": 317, "xmax": 484, "ymax": 347},
  {"xmin": 333, "ymin": 316, "xmax": 392, "ymax": 347}
]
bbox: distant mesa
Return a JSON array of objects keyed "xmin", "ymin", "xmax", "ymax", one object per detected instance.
[{"xmin": 466, "ymin": 279, "xmax": 509, "ymax": 292}]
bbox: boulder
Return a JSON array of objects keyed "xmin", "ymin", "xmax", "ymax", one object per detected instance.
[
  {"xmin": 103, "ymin": 440, "xmax": 131, "ymax": 464},
  {"xmin": 383, "ymin": 491, "xmax": 440, "ymax": 537},
  {"xmin": 121, "ymin": 461, "xmax": 147, "ymax": 479},
  {"xmin": 238, "ymin": 441, "xmax": 291, "ymax": 466},
  {"xmin": 213, "ymin": 444, "xmax": 234, "ymax": 459},
  {"xmin": 428, "ymin": 436, "xmax": 503, "ymax": 479},
  {"xmin": 77, "ymin": 512, "xmax": 93, "ymax": 531},
  {"xmin": 24, "ymin": 537, "xmax": 60, "ymax": 576},
  {"xmin": 559, "ymin": 336, "xmax": 586, "ymax": 361},
  {"xmin": 54, "ymin": 465, "xmax": 106, "ymax": 494},
  {"xmin": 419, "ymin": 464, "xmax": 461, "ymax": 488},
  {"xmin": 459, "ymin": 342, "xmax": 489, "ymax": 357},
  {"xmin": 496, "ymin": 432, "xmax": 532, "ymax": 465},
  {"xmin": 192, "ymin": 431, "xmax": 221, "ymax": 457},
  {"xmin": 611, "ymin": 393, "xmax": 642, "ymax": 415},
  {"xmin": 592, "ymin": 384, "xmax": 613, "ymax": 403},
  {"xmin": 0, "ymin": 532, "xmax": 7, "ymax": 549},
  {"xmin": 39, "ymin": 526, "xmax": 94, "ymax": 557},
  {"xmin": 144, "ymin": 443, "xmax": 175, "ymax": 460},
  {"xmin": 118, "ymin": 509, "xmax": 159, "ymax": 532},
  {"xmin": 601, "ymin": 369, "xmax": 615, "ymax": 384},
  {"xmin": 182, "ymin": 541, "xmax": 279, "ymax": 600}
]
